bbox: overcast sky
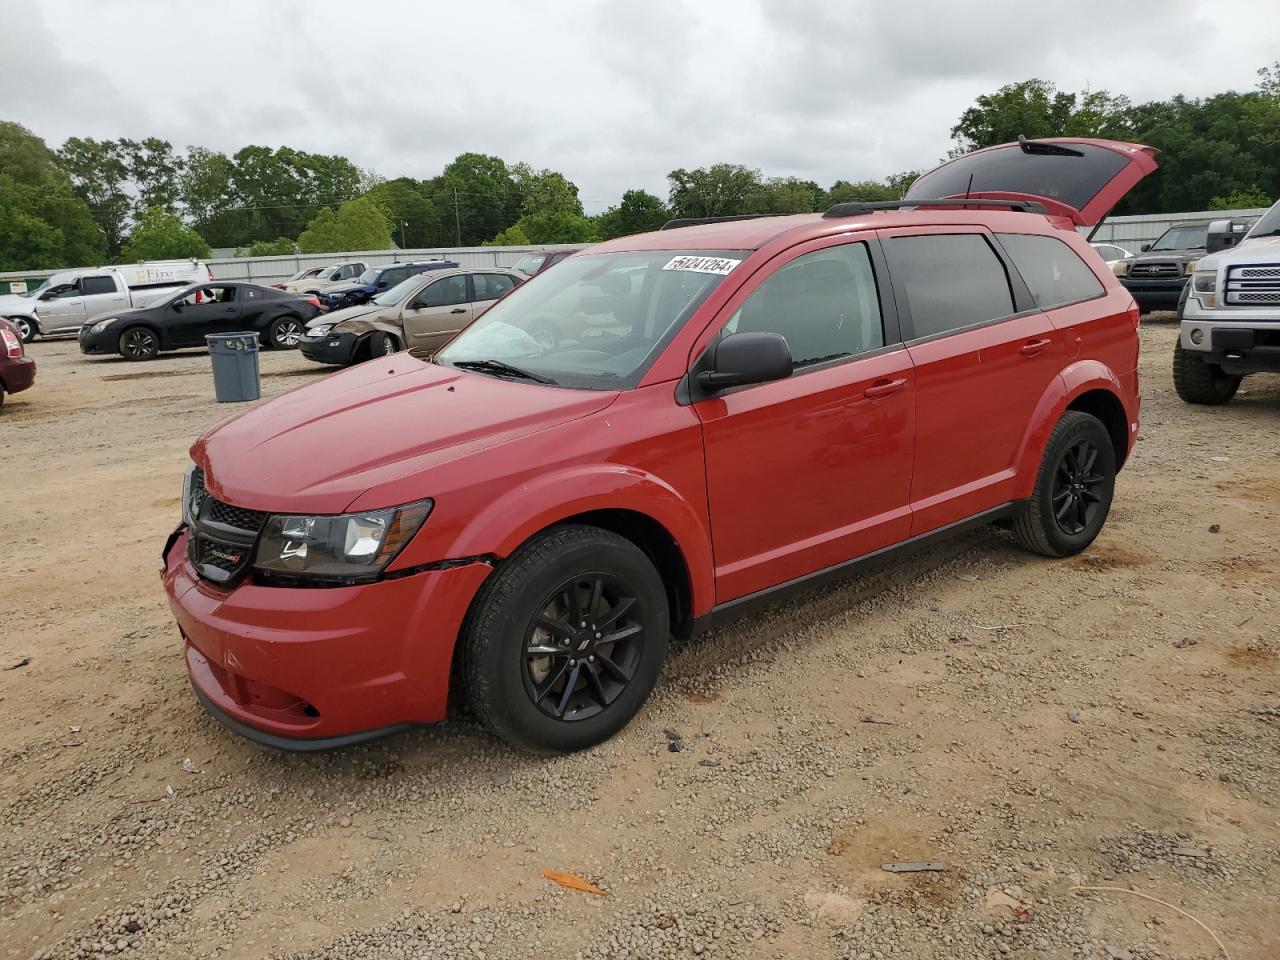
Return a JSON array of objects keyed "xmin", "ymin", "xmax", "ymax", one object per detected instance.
[{"xmin": 6, "ymin": 0, "xmax": 1279, "ymax": 214}]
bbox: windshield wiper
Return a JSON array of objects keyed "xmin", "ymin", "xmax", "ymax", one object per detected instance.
[{"xmin": 451, "ymin": 359, "xmax": 557, "ymax": 385}]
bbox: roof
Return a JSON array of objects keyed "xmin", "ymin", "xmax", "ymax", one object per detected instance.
[{"xmin": 591, "ymin": 207, "xmax": 1078, "ymax": 255}]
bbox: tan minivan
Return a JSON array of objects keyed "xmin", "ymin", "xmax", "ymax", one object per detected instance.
[{"xmin": 297, "ymin": 267, "xmax": 523, "ymax": 366}]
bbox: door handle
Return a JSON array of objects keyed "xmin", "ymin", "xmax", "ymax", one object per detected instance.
[
  {"xmin": 223, "ymin": 306, "xmax": 236, "ymax": 313},
  {"xmin": 450, "ymin": 307, "xmax": 466, "ymax": 314},
  {"xmin": 863, "ymin": 377, "xmax": 908, "ymax": 400},
  {"xmin": 1019, "ymin": 338, "xmax": 1052, "ymax": 356}
]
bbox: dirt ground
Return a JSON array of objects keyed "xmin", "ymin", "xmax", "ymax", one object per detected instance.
[{"xmin": 1, "ymin": 319, "xmax": 1278, "ymax": 960}]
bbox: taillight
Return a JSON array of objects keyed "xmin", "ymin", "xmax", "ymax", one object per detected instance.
[
  {"xmin": 305, "ymin": 296, "xmax": 320, "ymax": 308},
  {"xmin": 1, "ymin": 327, "xmax": 22, "ymax": 358}
]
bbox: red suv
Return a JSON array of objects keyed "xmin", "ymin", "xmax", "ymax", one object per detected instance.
[{"xmin": 164, "ymin": 139, "xmax": 1156, "ymax": 753}]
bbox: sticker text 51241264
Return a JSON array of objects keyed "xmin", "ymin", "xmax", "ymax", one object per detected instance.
[{"xmin": 662, "ymin": 256, "xmax": 743, "ymax": 276}]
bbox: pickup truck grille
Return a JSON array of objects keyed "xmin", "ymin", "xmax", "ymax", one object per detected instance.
[
  {"xmin": 1128, "ymin": 261, "xmax": 1182, "ymax": 279},
  {"xmin": 1224, "ymin": 263, "xmax": 1280, "ymax": 306},
  {"xmin": 185, "ymin": 468, "xmax": 267, "ymax": 586}
]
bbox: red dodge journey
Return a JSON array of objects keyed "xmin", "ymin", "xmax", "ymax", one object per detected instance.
[{"xmin": 163, "ymin": 138, "xmax": 1156, "ymax": 752}]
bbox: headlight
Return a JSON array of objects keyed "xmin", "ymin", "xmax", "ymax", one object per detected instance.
[
  {"xmin": 309, "ymin": 324, "xmax": 332, "ymax": 337},
  {"xmin": 1184, "ymin": 260, "xmax": 1198, "ymax": 275},
  {"xmin": 1112, "ymin": 260, "xmax": 1130, "ymax": 277},
  {"xmin": 1192, "ymin": 271, "xmax": 1217, "ymax": 293},
  {"xmin": 90, "ymin": 317, "xmax": 118, "ymax": 334},
  {"xmin": 253, "ymin": 500, "xmax": 433, "ymax": 584}
]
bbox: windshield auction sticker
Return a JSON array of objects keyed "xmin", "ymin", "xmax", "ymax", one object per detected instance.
[{"xmin": 662, "ymin": 255, "xmax": 743, "ymax": 275}]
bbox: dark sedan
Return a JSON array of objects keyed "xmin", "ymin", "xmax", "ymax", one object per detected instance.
[{"xmin": 79, "ymin": 282, "xmax": 322, "ymax": 361}]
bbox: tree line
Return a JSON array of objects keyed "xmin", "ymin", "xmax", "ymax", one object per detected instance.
[{"xmin": 1, "ymin": 63, "xmax": 1276, "ymax": 272}]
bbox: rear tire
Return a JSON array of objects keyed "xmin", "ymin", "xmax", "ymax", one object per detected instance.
[
  {"xmin": 118, "ymin": 326, "xmax": 159, "ymax": 361},
  {"xmin": 1172, "ymin": 340, "xmax": 1240, "ymax": 405},
  {"xmin": 1011, "ymin": 411, "xmax": 1116, "ymax": 558},
  {"xmin": 462, "ymin": 525, "xmax": 669, "ymax": 753},
  {"xmin": 268, "ymin": 315, "xmax": 304, "ymax": 350}
]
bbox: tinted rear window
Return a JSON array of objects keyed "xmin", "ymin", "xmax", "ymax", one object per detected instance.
[
  {"xmin": 998, "ymin": 233, "xmax": 1105, "ymax": 309},
  {"xmin": 906, "ymin": 143, "xmax": 1130, "ymax": 212},
  {"xmin": 80, "ymin": 276, "xmax": 116, "ymax": 296},
  {"xmin": 885, "ymin": 234, "xmax": 1014, "ymax": 339}
]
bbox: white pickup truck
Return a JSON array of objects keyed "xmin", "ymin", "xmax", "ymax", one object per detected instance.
[{"xmin": 0, "ymin": 260, "xmax": 212, "ymax": 342}]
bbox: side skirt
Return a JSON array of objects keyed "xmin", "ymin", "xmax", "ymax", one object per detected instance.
[{"xmin": 686, "ymin": 503, "xmax": 1019, "ymax": 638}]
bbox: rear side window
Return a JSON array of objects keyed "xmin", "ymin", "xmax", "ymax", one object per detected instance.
[
  {"xmin": 998, "ymin": 233, "xmax": 1105, "ymax": 309},
  {"xmin": 885, "ymin": 234, "xmax": 1014, "ymax": 339},
  {"xmin": 473, "ymin": 273, "xmax": 516, "ymax": 301},
  {"xmin": 726, "ymin": 243, "xmax": 884, "ymax": 368},
  {"xmin": 80, "ymin": 276, "xmax": 116, "ymax": 296}
]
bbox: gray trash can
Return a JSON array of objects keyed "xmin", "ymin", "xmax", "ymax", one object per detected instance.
[{"xmin": 206, "ymin": 332, "xmax": 261, "ymax": 402}]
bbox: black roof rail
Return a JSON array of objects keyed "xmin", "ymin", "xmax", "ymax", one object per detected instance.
[
  {"xmin": 822, "ymin": 198, "xmax": 1049, "ymax": 219},
  {"xmin": 660, "ymin": 213, "xmax": 791, "ymax": 230}
]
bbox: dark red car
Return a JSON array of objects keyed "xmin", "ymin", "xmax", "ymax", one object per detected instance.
[
  {"xmin": 164, "ymin": 138, "xmax": 1156, "ymax": 753},
  {"xmin": 0, "ymin": 318, "xmax": 35, "ymax": 410}
]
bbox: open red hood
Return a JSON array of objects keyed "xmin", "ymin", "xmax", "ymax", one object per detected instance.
[
  {"xmin": 193, "ymin": 356, "xmax": 616, "ymax": 515},
  {"xmin": 905, "ymin": 137, "xmax": 1159, "ymax": 227}
]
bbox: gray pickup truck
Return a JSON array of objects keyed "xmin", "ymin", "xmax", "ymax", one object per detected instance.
[{"xmin": 0, "ymin": 260, "xmax": 212, "ymax": 342}]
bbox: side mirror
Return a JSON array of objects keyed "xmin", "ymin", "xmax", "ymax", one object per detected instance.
[
  {"xmin": 1206, "ymin": 218, "xmax": 1238, "ymax": 254},
  {"xmin": 697, "ymin": 331, "xmax": 792, "ymax": 392},
  {"xmin": 1139, "ymin": 243, "xmax": 1151, "ymax": 252},
  {"xmin": 172, "ymin": 300, "xmax": 184, "ymax": 311},
  {"xmin": 377, "ymin": 280, "xmax": 389, "ymax": 289}
]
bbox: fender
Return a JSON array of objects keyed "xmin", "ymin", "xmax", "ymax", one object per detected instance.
[
  {"xmin": 393, "ymin": 463, "xmax": 716, "ymax": 616},
  {"xmin": 1010, "ymin": 359, "xmax": 1132, "ymax": 500}
]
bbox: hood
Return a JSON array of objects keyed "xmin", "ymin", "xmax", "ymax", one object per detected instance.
[
  {"xmin": 308, "ymin": 302, "xmax": 381, "ymax": 330},
  {"xmin": 193, "ymin": 356, "xmax": 618, "ymax": 515},
  {"xmin": 322, "ymin": 281, "xmax": 369, "ymax": 297},
  {"xmin": 1194, "ymin": 234, "xmax": 1280, "ymax": 274},
  {"xmin": 0, "ymin": 293, "xmax": 34, "ymax": 313},
  {"xmin": 1132, "ymin": 247, "xmax": 1204, "ymax": 263}
]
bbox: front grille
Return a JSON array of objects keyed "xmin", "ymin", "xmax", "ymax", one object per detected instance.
[
  {"xmin": 1224, "ymin": 263, "xmax": 1280, "ymax": 306},
  {"xmin": 185, "ymin": 468, "xmax": 267, "ymax": 587},
  {"xmin": 1128, "ymin": 261, "xmax": 1182, "ymax": 279}
]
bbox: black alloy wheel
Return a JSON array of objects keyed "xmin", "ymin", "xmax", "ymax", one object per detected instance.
[
  {"xmin": 119, "ymin": 326, "xmax": 159, "ymax": 361},
  {"xmin": 522, "ymin": 574, "xmax": 645, "ymax": 722},
  {"xmin": 1051, "ymin": 438, "xmax": 1106, "ymax": 536}
]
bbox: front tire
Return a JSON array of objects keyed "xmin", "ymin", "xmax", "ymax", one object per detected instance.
[
  {"xmin": 9, "ymin": 317, "xmax": 35, "ymax": 343},
  {"xmin": 367, "ymin": 331, "xmax": 399, "ymax": 359},
  {"xmin": 1172, "ymin": 340, "xmax": 1240, "ymax": 405},
  {"xmin": 462, "ymin": 525, "xmax": 669, "ymax": 753},
  {"xmin": 1011, "ymin": 411, "xmax": 1116, "ymax": 558},
  {"xmin": 268, "ymin": 315, "xmax": 304, "ymax": 350},
  {"xmin": 118, "ymin": 326, "xmax": 159, "ymax": 361}
]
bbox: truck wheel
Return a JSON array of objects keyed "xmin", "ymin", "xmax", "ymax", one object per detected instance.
[
  {"xmin": 1011, "ymin": 411, "xmax": 1116, "ymax": 558},
  {"xmin": 9, "ymin": 317, "xmax": 35, "ymax": 343},
  {"xmin": 462, "ymin": 524, "xmax": 669, "ymax": 753},
  {"xmin": 1172, "ymin": 340, "xmax": 1240, "ymax": 405},
  {"xmin": 268, "ymin": 316, "xmax": 304, "ymax": 349},
  {"xmin": 118, "ymin": 326, "xmax": 159, "ymax": 361}
]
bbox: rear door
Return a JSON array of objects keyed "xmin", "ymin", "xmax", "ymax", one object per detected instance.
[
  {"xmin": 78, "ymin": 275, "xmax": 129, "ymax": 325},
  {"xmin": 401, "ymin": 274, "xmax": 472, "ymax": 351},
  {"xmin": 881, "ymin": 228, "xmax": 1059, "ymax": 535},
  {"xmin": 469, "ymin": 272, "xmax": 518, "ymax": 318},
  {"xmin": 904, "ymin": 138, "xmax": 1159, "ymax": 227}
]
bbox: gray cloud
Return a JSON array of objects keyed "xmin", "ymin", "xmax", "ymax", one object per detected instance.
[{"xmin": 6, "ymin": 0, "xmax": 1278, "ymax": 213}]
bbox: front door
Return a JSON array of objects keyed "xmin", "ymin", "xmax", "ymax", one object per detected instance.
[
  {"xmin": 35, "ymin": 282, "xmax": 87, "ymax": 333},
  {"xmin": 693, "ymin": 236, "xmax": 916, "ymax": 603},
  {"xmin": 169, "ymin": 285, "xmax": 242, "ymax": 346},
  {"xmin": 880, "ymin": 229, "xmax": 1059, "ymax": 534},
  {"xmin": 402, "ymin": 274, "xmax": 472, "ymax": 351}
]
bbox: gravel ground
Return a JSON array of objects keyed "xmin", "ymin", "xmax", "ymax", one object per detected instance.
[{"xmin": 1, "ymin": 318, "xmax": 1278, "ymax": 960}]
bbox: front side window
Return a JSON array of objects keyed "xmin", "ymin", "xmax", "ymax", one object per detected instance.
[
  {"xmin": 1150, "ymin": 225, "xmax": 1207, "ymax": 251},
  {"xmin": 998, "ymin": 233, "xmax": 1105, "ymax": 309},
  {"xmin": 885, "ymin": 234, "xmax": 1015, "ymax": 339},
  {"xmin": 724, "ymin": 243, "xmax": 884, "ymax": 367},
  {"xmin": 1247, "ymin": 201, "xmax": 1280, "ymax": 239},
  {"xmin": 80, "ymin": 276, "xmax": 116, "ymax": 296},
  {"xmin": 439, "ymin": 249, "xmax": 745, "ymax": 389},
  {"xmin": 46, "ymin": 283, "xmax": 79, "ymax": 300},
  {"xmin": 178, "ymin": 285, "xmax": 235, "ymax": 306},
  {"xmin": 473, "ymin": 273, "xmax": 516, "ymax": 302},
  {"xmin": 420, "ymin": 275, "xmax": 467, "ymax": 308}
]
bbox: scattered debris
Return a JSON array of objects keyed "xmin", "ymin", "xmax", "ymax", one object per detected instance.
[
  {"xmin": 697, "ymin": 759, "xmax": 721, "ymax": 767},
  {"xmin": 68, "ymin": 724, "xmax": 81, "ymax": 733},
  {"xmin": 663, "ymin": 728, "xmax": 683, "ymax": 742},
  {"xmin": 366, "ymin": 830, "xmax": 396, "ymax": 842},
  {"xmin": 1248, "ymin": 705, "xmax": 1279, "ymax": 719},
  {"xmin": 984, "ymin": 887, "xmax": 1027, "ymax": 914},
  {"xmin": 803, "ymin": 890, "xmax": 865, "ymax": 924},
  {"xmin": 668, "ymin": 739, "xmax": 684, "ymax": 753},
  {"xmin": 1071, "ymin": 886, "xmax": 1232, "ymax": 960},
  {"xmin": 181, "ymin": 757, "xmax": 201, "ymax": 775},
  {"xmin": 1173, "ymin": 637, "xmax": 1199, "ymax": 648},
  {"xmin": 861, "ymin": 715, "xmax": 897, "ymax": 726},
  {"xmin": 1068, "ymin": 709, "xmax": 1082, "ymax": 724},
  {"xmin": 1209, "ymin": 523, "xmax": 1221, "ymax": 533},
  {"xmin": 541, "ymin": 869, "xmax": 608, "ymax": 896},
  {"xmin": 881, "ymin": 861, "xmax": 945, "ymax": 873},
  {"xmin": 3, "ymin": 655, "xmax": 30, "ymax": 671},
  {"xmin": 164, "ymin": 784, "xmax": 176, "ymax": 798},
  {"xmin": 1172, "ymin": 847, "xmax": 1209, "ymax": 859},
  {"xmin": 1210, "ymin": 455, "xmax": 1230, "ymax": 463}
]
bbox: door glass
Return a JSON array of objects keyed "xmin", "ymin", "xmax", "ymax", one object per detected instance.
[
  {"xmin": 421, "ymin": 276, "xmax": 468, "ymax": 308},
  {"xmin": 48, "ymin": 284, "xmax": 79, "ymax": 300},
  {"xmin": 725, "ymin": 244, "xmax": 884, "ymax": 368},
  {"xmin": 80, "ymin": 276, "xmax": 117, "ymax": 296},
  {"xmin": 998, "ymin": 233, "xmax": 1105, "ymax": 308},
  {"xmin": 180, "ymin": 285, "xmax": 236, "ymax": 306},
  {"xmin": 473, "ymin": 273, "xmax": 516, "ymax": 301},
  {"xmin": 885, "ymin": 235, "xmax": 1014, "ymax": 339}
]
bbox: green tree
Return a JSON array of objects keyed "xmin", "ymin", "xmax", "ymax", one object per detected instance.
[
  {"xmin": 1208, "ymin": 187, "xmax": 1272, "ymax": 210},
  {"xmin": 756, "ymin": 177, "xmax": 822, "ymax": 213},
  {"xmin": 0, "ymin": 121, "xmax": 104, "ymax": 270},
  {"xmin": 119, "ymin": 206, "xmax": 212, "ymax": 261},
  {"xmin": 885, "ymin": 170, "xmax": 921, "ymax": 196},
  {"xmin": 247, "ymin": 236, "xmax": 296, "ymax": 256},
  {"xmin": 297, "ymin": 196, "xmax": 391, "ymax": 253},
  {"xmin": 824, "ymin": 180, "xmax": 897, "ymax": 206},
  {"xmin": 667, "ymin": 163, "xmax": 763, "ymax": 218},
  {"xmin": 436, "ymin": 153, "xmax": 522, "ymax": 245},
  {"xmin": 180, "ymin": 146, "xmax": 239, "ymax": 246},
  {"xmin": 365, "ymin": 177, "xmax": 446, "ymax": 247},
  {"xmin": 121, "ymin": 137, "xmax": 184, "ymax": 213},
  {"xmin": 485, "ymin": 223, "xmax": 532, "ymax": 246},
  {"xmin": 951, "ymin": 79, "xmax": 1131, "ymax": 151},
  {"xmin": 57, "ymin": 136, "xmax": 131, "ymax": 255},
  {"xmin": 597, "ymin": 189, "xmax": 670, "ymax": 239}
]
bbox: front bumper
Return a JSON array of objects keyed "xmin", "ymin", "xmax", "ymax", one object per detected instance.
[
  {"xmin": 1119, "ymin": 277, "xmax": 1187, "ymax": 309},
  {"xmin": 299, "ymin": 331, "xmax": 358, "ymax": 365},
  {"xmin": 163, "ymin": 527, "xmax": 492, "ymax": 748},
  {"xmin": 0, "ymin": 355, "xmax": 36, "ymax": 393},
  {"xmin": 1179, "ymin": 292, "xmax": 1280, "ymax": 371},
  {"xmin": 78, "ymin": 326, "xmax": 117, "ymax": 355}
]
